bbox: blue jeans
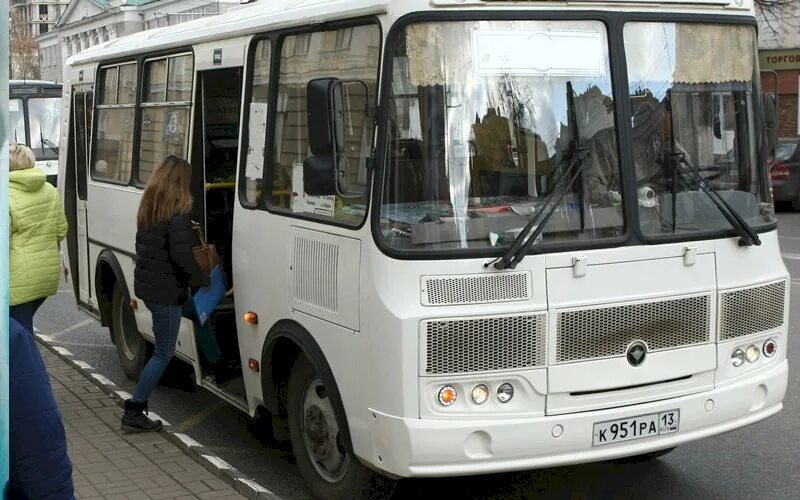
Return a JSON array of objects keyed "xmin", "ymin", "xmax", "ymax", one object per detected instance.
[
  {"xmin": 131, "ymin": 302, "xmax": 182, "ymax": 404},
  {"xmin": 10, "ymin": 297, "xmax": 46, "ymax": 333}
]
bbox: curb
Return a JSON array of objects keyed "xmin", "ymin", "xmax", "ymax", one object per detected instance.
[{"xmin": 35, "ymin": 333, "xmax": 282, "ymax": 500}]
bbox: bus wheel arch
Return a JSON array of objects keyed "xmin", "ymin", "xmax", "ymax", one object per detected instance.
[
  {"xmin": 95, "ymin": 250, "xmax": 149, "ymax": 380},
  {"xmin": 260, "ymin": 320, "xmax": 355, "ymax": 456},
  {"xmin": 261, "ymin": 320, "xmax": 382, "ymax": 498},
  {"xmin": 95, "ymin": 250, "xmax": 127, "ymax": 329}
]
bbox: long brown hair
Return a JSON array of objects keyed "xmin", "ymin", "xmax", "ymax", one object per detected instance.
[{"xmin": 137, "ymin": 156, "xmax": 193, "ymax": 230}]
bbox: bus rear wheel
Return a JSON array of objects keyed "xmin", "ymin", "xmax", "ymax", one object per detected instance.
[
  {"xmin": 287, "ymin": 354, "xmax": 378, "ymax": 499},
  {"xmin": 110, "ymin": 284, "xmax": 148, "ymax": 380}
]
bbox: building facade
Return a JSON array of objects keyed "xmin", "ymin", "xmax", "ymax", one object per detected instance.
[
  {"xmin": 758, "ymin": 1, "xmax": 800, "ymax": 138},
  {"xmin": 33, "ymin": 0, "xmax": 245, "ymax": 82}
]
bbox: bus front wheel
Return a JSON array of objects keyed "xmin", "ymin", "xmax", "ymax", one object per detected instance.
[
  {"xmin": 110, "ymin": 284, "xmax": 148, "ymax": 380},
  {"xmin": 287, "ymin": 354, "xmax": 380, "ymax": 499}
]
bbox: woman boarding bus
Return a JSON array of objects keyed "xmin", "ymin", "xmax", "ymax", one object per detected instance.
[{"xmin": 60, "ymin": 0, "xmax": 789, "ymax": 497}]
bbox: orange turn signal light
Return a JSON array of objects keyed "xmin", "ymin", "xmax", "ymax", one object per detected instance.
[
  {"xmin": 248, "ymin": 358, "xmax": 260, "ymax": 372},
  {"xmin": 244, "ymin": 311, "xmax": 258, "ymax": 325},
  {"xmin": 129, "ymin": 299, "xmax": 138, "ymax": 310}
]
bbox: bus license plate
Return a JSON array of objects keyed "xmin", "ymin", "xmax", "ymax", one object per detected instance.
[{"xmin": 592, "ymin": 410, "xmax": 680, "ymax": 446}]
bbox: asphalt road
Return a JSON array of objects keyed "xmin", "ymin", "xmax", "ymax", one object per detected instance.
[{"xmin": 37, "ymin": 212, "xmax": 800, "ymax": 499}]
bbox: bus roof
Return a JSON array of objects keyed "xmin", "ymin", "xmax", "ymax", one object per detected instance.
[{"xmin": 65, "ymin": 0, "xmax": 389, "ymax": 67}]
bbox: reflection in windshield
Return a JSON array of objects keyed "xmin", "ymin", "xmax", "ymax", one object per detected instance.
[
  {"xmin": 9, "ymin": 99, "xmax": 26, "ymax": 144},
  {"xmin": 623, "ymin": 23, "xmax": 774, "ymax": 236},
  {"xmin": 775, "ymin": 142, "xmax": 798, "ymax": 162},
  {"xmin": 381, "ymin": 21, "xmax": 624, "ymax": 252},
  {"xmin": 28, "ymin": 97, "xmax": 61, "ymax": 160}
]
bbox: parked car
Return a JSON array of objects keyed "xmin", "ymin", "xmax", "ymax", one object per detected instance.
[{"xmin": 770, "ymin": 137, "xmax": 800, "ymax": 209}]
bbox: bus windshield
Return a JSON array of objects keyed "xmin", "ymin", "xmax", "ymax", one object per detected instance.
[
  {"xmin": 28, "ymin": 97, "xmax": 61, "ymax": 160},
  {"xmin": 9, "ymin": 99, "xmax": 26, "ymax": 144},
  {"xmin": 380, "ymin": 20, "xmax": 623, "ymax": 252},
  {"xmin": 624, "ymin": 22, "xmax": 774, "ymax": 237}
]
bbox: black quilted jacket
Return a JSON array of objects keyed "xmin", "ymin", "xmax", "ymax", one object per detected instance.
[{"xmin": 134, "ymin": 214, "xmax": 209, "ymax": 305}]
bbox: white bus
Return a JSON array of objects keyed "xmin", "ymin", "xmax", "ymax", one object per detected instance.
[
  {"xmin": 10, "ymin": 80, "xmax": 62, "ymax": 184},
  {"xmin": 60, "ymin": 0, "xmax": 789, "ymax": 497}
]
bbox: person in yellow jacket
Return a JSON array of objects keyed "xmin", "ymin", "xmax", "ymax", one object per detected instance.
[{"xmin": 8, "ymin": 143, "xmax": 68, "ymax": 332}]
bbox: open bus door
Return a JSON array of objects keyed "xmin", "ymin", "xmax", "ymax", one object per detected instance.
[{"xmin": 70, "ymin": 88, "xmax": 94, "ymax": 307}]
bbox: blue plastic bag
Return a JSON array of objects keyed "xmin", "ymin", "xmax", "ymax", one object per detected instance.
[{"xmin": 192, "ymin": 265, "xmax": 227, "ymax": 325}]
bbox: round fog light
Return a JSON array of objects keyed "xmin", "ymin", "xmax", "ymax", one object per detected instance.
[
  {"xmin": 497, "ymin": 383, "xmax": 514, "ymax": 404},
  {"xmin": 763, "ymin": 339, "xmax": 777, "ymax": 358},
  {"xmin": 745, "ymin": 345, "xmax": 760, "ymax": 363},
  {"xmin": 438, "ymin": 385, "xmax": 457, "ymax": 406},
  {"xmin": 471, "ymin": 384, "xmax": 489, "ymax": 405},
  {"xmin": 731, "ymin": 348, "xmax": 745, "ymax": 367}
]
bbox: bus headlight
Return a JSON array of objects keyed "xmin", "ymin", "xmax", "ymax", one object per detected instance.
[
  {"xmin": 745, "ymin": 345, "xmax": 760, "ymax": 363},
  {"xmin": 731, "ymin": 348, "xmax": 745, "ymax": 367},
  {"xmin": 471, "ymin": 384, "xmax": 489, "ymax": 405},
  {"xmin": 763, "ymin": 339, "xmax": 777, "ymax": 358},
  {"xmin": 497, "ymin": 383, "xmax": 514, "ymax": 403},
  {"xmin": 438, "ymin": 385, "xmax": 457, "ymax": 406}
]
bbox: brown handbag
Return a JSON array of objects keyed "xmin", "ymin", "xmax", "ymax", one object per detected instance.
[{"xmin": 192, "ymin": 224, "xmax": 220, "ymax": 281}]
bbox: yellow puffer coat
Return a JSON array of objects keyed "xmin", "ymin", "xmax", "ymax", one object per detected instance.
[{"xmin": 9, "ymin": 168, "xmax": 68, "ymax": 306}]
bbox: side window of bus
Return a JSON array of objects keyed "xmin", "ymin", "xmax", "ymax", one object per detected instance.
[
  {"xmin": 271, "ymin": 24, "xmax": 380, "ymax": 225},
  {"xmin": 138, "ymin": 54, "xmax": 194, "ymax": 184},
  {"xmin": 93, "ymin": 63, "xmax": 137, "ymax": 183},
  {"xmin": 242, "ymin": 39, "xmax": 271, "ymax": 206}
]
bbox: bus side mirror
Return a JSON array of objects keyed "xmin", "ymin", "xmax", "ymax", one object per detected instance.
[
  {"xmin": 763, "ymin": 93, "xmax": 778, "ymax": 158},
  {"xmin": 304, "ymin": 78, "xmax": 343, "ymax": 196}
]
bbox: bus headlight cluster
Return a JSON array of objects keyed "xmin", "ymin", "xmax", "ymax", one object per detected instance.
[
  {"xmin": 436, "ymin": 383, "xmax": 516, "ymax": 406},
  {"xmin": 730, "ymin": 339, "xmax": 777, "ymax": 368},
  {"xmin": 745, "ymin": 345, "xmax": 760, "ymax": 363}
]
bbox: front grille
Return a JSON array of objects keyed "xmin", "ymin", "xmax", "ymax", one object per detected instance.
[
  {"xmin": 422, "ymin": 272, "xmax": 530, "ymax": 306},
  {"xmin": 720, "ymin": 281, "xmax": 786, "ymax": 340},
  {"xmin": 555, "ymin": 295, "xmax": 711, "ymax": 364},
  {"xmin": 424, "ymin": 314, "xmax": 546, "ymax": 374}
]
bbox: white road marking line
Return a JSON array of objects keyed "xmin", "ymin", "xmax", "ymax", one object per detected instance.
[
  {"xmin": 115, "ymin": 390, "xmax": 132, "ymax": 400},
  {"xmin": 236, "ymin": 478, "xmax": 272, "ymax": 494},
  {"xmin": 90, "ymin": 373, "xmax": 114, "ymax": 386},
  {"xmin": 202, "ymin": 455, "xmax": 233, "ymax": 470},
  {"xmin": 74, "ymin": 360, "xmax": 94, "ymax": 370},
  {"xmin": 53, "ymin": 346, "xmax": 73, "ymax": 356},
  {"xmin": 55, "ymin": 340, "xmax": 114, "ymax": 348},
  {"xmin": 49, "ymin": 318, "xmax": 95, "ymax": 338},
  {"xmin": 173, "ymin": 433, "xmax": 202, "ymax": 448},
  {"xmin": 147, "ymin": 412, "xmax": 170, "ymax": 426},
  {"xmin": 36, "ymin": 334, "xmax": 54, "ymax": 342}
]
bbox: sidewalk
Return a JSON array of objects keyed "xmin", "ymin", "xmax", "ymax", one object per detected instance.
[{"xmin": 38, "ymin": 342, "xmax": 250, "ymax": 499}]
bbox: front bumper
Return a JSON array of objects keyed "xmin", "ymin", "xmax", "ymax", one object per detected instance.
[{"xmin": 368, "ymin": 360, "xmax": 787, "ymax": 478}]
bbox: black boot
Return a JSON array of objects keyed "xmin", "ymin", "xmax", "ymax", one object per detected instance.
[{"xmin": 121, "ymin": 400, "xmax": 163, "ymax": 433}]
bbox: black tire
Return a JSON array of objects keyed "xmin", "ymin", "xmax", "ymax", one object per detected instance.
[
  {"xmin": 110, "ymin": 284, "xmax": 148, "ymax": 380},
  {"xmin": 287, "ymin": 354, "xmax": 387, "ymax": 500},
  {"xmin": 612, "ymin": 446, "xmax": 677, "ymax": 464}
]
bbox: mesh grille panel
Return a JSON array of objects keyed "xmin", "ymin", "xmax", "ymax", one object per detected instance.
[
  {"xmin": 720, "ymin": 281, "xmax": 786, "ymax": 340},
  {"xmin": 425, "ymin": 314, "xmax": 546, "ymax": 374},
  {"xmin": 556, "ymin": 296, "xmax": 711, "ymax": 363},
  {"xmin": 423, "ymin": 273, "xmax": 530, "ymax": 306}
]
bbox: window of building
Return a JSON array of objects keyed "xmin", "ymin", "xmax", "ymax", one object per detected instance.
[
  {"xmin": 138, "ymin": 54, "xmax": 193, "ymax": 184},
  {"xmin": 270, "ymin": 24, "xmax": 380, "ymax": 225},
  {"xmin": 93, "ymin": 63, "xmax": 137, "ymax": 184}
]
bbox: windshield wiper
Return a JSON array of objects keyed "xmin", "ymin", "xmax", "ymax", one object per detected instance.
[
  {"xmin": 491, "ymin": 82, "xmax": 589, "ymax": 270},
  {"xmin": 665, "ymin": 92, "xmax": 760, "ymax": 247},
  {"xmin": 39, "ymin": 126, "xmax": 59, "ymax": 155}
]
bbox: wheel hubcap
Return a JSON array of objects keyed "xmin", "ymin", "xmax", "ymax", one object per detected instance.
[{"xmin": 301, "ymin": 377, "xmax": 349, "ymax": 482}]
